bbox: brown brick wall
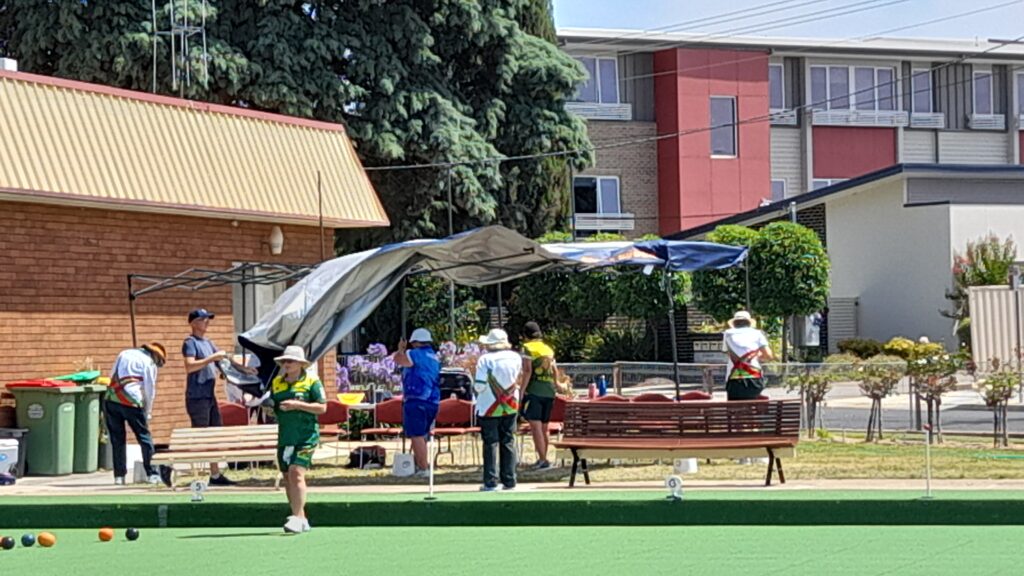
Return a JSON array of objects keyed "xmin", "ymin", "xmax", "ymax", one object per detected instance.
[
  {"xmin": 0, "ymin": 201, "xmax": 338, "ymax": 442},
  {"xmin": 583, "ymin": 120, "xmax": 660, "ymax": 237}
]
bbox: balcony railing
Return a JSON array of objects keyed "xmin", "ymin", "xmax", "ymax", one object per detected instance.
[
  {"xmin": 909, "ymin": 112, "xmax": 945, "ymax": 129},
  {"xmin": 811, "ymin": 109, "xmax": 908, "ymax": 127},
  {"xmin": 769, "ymin": 108, "xmax": 798, "ymax": 126},
  {"xmin": 565, "ymin": 101, "xmax": 633, "ymax": 121},
  {"xmin": 969, "ymin": 114, "xmax": 1006, "ymax": 130},
  {"xmin": 574, "ymin": 212, "xmax": 636, "ymax": 231}
]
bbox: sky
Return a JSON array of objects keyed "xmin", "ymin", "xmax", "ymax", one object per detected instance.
[{"xmin": 553, "ymin": 0, "xmax": 1024, "ymax": 41}]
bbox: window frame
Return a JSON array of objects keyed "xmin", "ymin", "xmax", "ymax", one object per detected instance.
[
  {"xmin": 1016, "ymin": 71, "xmax": 1024, "ymax": 116},
  {"xmin": 573, "ymin": 175, "xmax": 622, "ymax": 214},
  {"xmin": 770, "ymin": 179, "xmax": 787, "ymax": 201},
  {"xmin": 911, "ymin": 68, "xmax": 933, "ymax": 113},
  {"xmin": 769, "ymin": 63, "xmax": 786, "ymax": 110},
  {"xmin": 709, "ymin": 96, "xmax": 738, "ymax": 158},
  {"xmin": 809, "ymin": 64, "xmax": 898, "ymax": 112},
  {"xmin": 573, "ymin": 56, "xmax": 620, "ymax": 105},
  {"xmin": 973, "ymin": 68, "xmax": 994, "ymax": 116}
]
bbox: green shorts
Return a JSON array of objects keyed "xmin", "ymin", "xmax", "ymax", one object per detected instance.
[{"xmin": 277, "ymin": 444, "xmax": 316, "ymax": 471}]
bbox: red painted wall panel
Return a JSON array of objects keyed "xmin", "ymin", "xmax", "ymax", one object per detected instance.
[
  {"xmin": 655, "ymin": 48, "xmax": 771, "ymax": 235},
  {"xmin": 812, "ymin": 127, "xmax": 897, "ymax": 179}
]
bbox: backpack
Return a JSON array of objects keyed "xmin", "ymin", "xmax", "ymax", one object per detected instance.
[{"xmin": 347, "ymin": 445, "xmax": 386, "ymax": 469}]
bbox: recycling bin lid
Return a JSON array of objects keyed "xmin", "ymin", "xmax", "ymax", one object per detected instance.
[
  {"xmin": 52, "ymin": 370, "xmax": 101, "ymax": 383},
  {"xmin": 6, "ymin": 379, "xmax": 78, "ymax": 389}
]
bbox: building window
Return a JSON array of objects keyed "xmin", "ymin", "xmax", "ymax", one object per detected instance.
[
  {"xmin": 573, "ymin": 56, "xmax": 619, "ymax": 104},
  {"xmin": 912, "ymin": 69, "xmax": 933, "ymax": 113},
  {"xmin": 232, "ymin": 269, "xmax": 287, "ymax": 351},
  {"xmin": 974, "ymin": 70, "xmax": 993, "ymax": 115},
  {"xmin": 769, "ymin": 64, "xmax": 785, "ymax": 109},
  {"xmin": 1017, "ymin": 72, "xmax": 1024, "ymax": 115},
  {"xmin": 812, "ymin": 178, "xmax": 846, "ymax": 190},
  {"xmin": 710, "ymin": 96, "xmax": 737, "ymax": 157},
  {"xmin": 771, "ymin": 179, "xmax": 786, "ymax": 201},
  {"xmin": 811, "ymin": 65, "xmax": 896, "ymax": 111},
  {"xmin": 574, "ymin": 176, "xmax": 621, "ymax": 214}
]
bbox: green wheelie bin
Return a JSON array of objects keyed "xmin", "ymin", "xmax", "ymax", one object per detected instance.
[{"xmin": 8, "ymin": 380, "xmax": 80, "ymax": 475}]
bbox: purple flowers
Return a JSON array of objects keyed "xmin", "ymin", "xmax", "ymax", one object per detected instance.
[
  {"xmin": 335, "ymin": 364, "xmax": 351, "ymax": 392},
  {"xmin": 344, "ymin": 341, "xmax": 484, "ymax": 392}
]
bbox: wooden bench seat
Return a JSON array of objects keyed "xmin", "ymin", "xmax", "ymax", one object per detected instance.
[
  {"xmin": 152, "ymin": 425, "xmax": 279, "ymax": 488},
  {"xmin": 553, "ymin": 399, "xmax": 800, "ymax": 487}
]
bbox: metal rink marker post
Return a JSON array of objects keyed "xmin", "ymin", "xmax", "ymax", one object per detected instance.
[{"xmin": 923, "ymin": 424, "xmax": 933, "ymax": 499}]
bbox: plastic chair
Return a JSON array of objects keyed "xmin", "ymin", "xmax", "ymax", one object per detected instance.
[
  {"xmin": 361, "ymin": 398, "xmax": 405, "ymax": 451},
  {"xmin": 318, "ymin": 400, "xmax": 350, "ymax": 460},
  {"xmin": 218, "ymin": 402, "xmax": 249, "ymax": 426},
  {"xmin": 678, "ymin": 391, "xmax": 713, "ymax": 401},
  {"xmin": 432, "ymin": 398, "xmax": 475, "ymax": 466},
  {"xmin": 632, "ymin": 393, "xmax": 673, "ymax": 402},
  {"xmin": 593, "ymin": 394, "xmax": 629, "ymax": 402}
]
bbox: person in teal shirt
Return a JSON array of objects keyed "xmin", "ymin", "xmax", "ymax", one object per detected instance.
[{"xmin": 270, "ymin": 346, "xmax": 326, "ymax": 534}]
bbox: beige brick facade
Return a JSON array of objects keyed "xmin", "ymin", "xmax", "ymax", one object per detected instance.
[{"xmin": 581, "ymin": 120, "xmax": 659, "ymax": 237}]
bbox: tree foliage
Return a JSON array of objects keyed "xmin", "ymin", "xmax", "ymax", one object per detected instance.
[
  {"xmin": 942, "ymin": 234, "xmax": 1017, "ymax": 348},
  {"xmin": 0, "ymin": 0, "xmax": 592, "ymax": 247},
  {"xmin": 749, "ymin": 222, "xmax": 830, "ymax": 318},
  {"xmin": 691, "ymin": 225, "xmax": 760, "ymax": 322}
]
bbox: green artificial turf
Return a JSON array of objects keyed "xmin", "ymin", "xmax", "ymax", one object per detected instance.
[
  {"xmin": 1, "ymin": 526, "xmax": 1020, "ymax": 576},
  {"xmin": 5, "ymin": 490, "xmax": 1024, "ymax": 528}
]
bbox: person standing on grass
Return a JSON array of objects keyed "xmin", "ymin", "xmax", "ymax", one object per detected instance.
[
  {"xmin": 723, "ymin": 311, "xmax": 774, "ymax": 400},
  {"xmin": 394, "ymin": 328, "xmax": 441, "ymax": 479},
  {"xmin": 105, "ymin": 342, "xmax": 169, "ymax": 486},
  {"xmin": 182, "ymin": 307, "xmax": 255, "ymax": 486},
  {"xmin": 519, "ymin": 321, "xmax": 558, "ymax": 470},
  {"xmin": 271, "ymin": 345, "xmax": 326, "ymax": 534},
  {"xmin": 473, "ymin": 329, "xmax": 524, "ymax": 491}
]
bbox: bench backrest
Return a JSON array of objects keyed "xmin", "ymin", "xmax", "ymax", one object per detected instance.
[
  {"xmin": 562, "ymin": 399, "xmax": 800, "ymax": 439},
  {"xmin": 168, "ymin": 424, "xmax": 278, "ymax": 452}
]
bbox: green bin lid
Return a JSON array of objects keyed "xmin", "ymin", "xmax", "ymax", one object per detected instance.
[{"xmin": 52, "ymin": 370, "xmax": 102, "ymax": 383}]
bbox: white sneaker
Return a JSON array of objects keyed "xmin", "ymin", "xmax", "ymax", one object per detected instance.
[
  {"xmin": 283, "ymin": 515, "xmax": 305, "ymax": 534},
  {"xmin": 147, "ymin": 474, "xmax": 162, "ymax": 485},
  {"xmin": 412, "ymin": 469, "xmax": 430, "ymax": 479},
  {"xmin": 302, "ymin": 518, "xmax": 311, "ymax": 533},
  {"xmin": 114, "ymin": 477, "xmax": 125, "ymax": 486}
]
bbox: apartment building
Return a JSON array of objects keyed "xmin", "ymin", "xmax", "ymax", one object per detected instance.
[{"xmin": 560, "ymin": 29, "xmax": 1024, "ymax": 237}]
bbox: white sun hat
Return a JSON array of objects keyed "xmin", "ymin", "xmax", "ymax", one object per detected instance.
[
  {"xmin": 274, "ymin": 345, "xmax": 311, "ymax": 366},
  {"xmin": 728, "ymin": 310, "xmax": 757, "ymax": 329},
  {"xmin": 478, "ymin": 328, "xmax": 512, "ymax": 350},
  {"xmin": 410, "ymin": 328, "xmax": 433, "ymax": 343}
]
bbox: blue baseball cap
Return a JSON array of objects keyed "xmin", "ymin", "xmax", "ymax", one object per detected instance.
[{"xmin": 188, "ymin": 308, "xmax": 216, "ymax": 323}]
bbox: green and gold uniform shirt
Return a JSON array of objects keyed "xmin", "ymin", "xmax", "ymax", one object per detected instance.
[{"xmin": 271, "ymin": 371, "xmax": 326, "ymax": 448}]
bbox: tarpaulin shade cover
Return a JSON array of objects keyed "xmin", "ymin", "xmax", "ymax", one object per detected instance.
[{"xmin": 239, "ymin": 226, "xmax": 747, "ymax": 367}]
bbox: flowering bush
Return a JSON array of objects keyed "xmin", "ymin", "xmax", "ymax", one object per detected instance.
[
  {"xmin": 335, "ymin": 364, "xmax": 351, "ymax": 393},
  {"xmin": 344, "ymin": 341, "xmax": 485, "ymax": 392}
]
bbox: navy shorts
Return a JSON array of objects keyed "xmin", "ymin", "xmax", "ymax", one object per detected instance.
[
  {"xmin": 186, "ymin": 398, "xmax": 222, "ymax": 428},
  {"xmin": 403, "ymin": 401, "xmax": 438, "ymax": 438},
  {"xmin": 521, "ymin": 394, "xmax": 554, "ymax": 423}
]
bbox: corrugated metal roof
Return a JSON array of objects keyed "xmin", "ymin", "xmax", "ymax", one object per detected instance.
[{"xmin": 0, "ymin": 70, "xmax": 388, "ymax": 228}]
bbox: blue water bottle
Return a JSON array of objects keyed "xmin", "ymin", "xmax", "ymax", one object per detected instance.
[{"xmin": 597, "ymin": 374, "xmax": 608, "ymax": 397}]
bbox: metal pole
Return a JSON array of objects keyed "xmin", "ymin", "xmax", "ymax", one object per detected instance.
[
  {"xmin": 568, "ymin": 160, "xmax": 576, "ymax": 242},
  {"xmin": 151, "ymin": 0, "xmax": 158, "ymax": 93},
  {"xmin": 169, "ymin": 0, "xmax": 176, "ymax": 92},
  {"xmin": 744, "ymin": 259, "xmax": 752, "ymax": 311},
  {"xmin": 495, "ymin": 282, "xmax": 503, "ymax": 327},
  {"xmin": 447, "ymin": 168, "xmax": 456, "ymax": 341},
  {"xmin": 241, "ymin": 267, "xmax": 248, "ymax": 364},
  {"xmin": 923, "ymin": 425, "xmax": 933, "ymax": 499},
  {"xmin": 128, "ymin": 275, "xmax": 138, "ymax": 348},
  {"xmin": 400, "ymin": 276, "xmax": 408, "ymax": 339},
  {"xmin": 318, "ymin": 170, "xmax": 325, "ymax": 262},
  {"xmin": 665, "ymin": 273, "xmax": 681, "ymax": 401}
]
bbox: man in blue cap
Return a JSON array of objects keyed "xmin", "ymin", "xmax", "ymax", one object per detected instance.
[{"xmin": 182, "ymin": 308, "xmax": 255, "ymax": 486}]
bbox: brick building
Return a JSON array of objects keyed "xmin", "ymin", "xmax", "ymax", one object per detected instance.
[{"xmin": 0, "ymin": 68, "xmax": 388, "ymax": 441}]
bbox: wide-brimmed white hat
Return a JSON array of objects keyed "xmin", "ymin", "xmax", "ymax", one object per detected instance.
[
  {"xmin": 728, "ymin": 310, "xmax": 756, "ymax": 329},
  {"xmin": 274, "ymin": 345, "xmax": 311, "ymax": 366},
  {"xmin": 479, "ymin": 328, "xmax": 511, "ymax": 350},
  {"xmin": 410, "ymin": 328, "xmax": 433, "ymax": 343}
]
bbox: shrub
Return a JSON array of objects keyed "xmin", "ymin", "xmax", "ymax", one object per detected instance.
[{"xmin": 837, "ymin": 338, "xmax": 883, "ymax": 359}]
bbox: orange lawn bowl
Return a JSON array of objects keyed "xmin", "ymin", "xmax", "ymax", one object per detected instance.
[
  {"xmin": 98, "ymin": 528, "xmax": 114, "ymax": 542},
  {"xmin": 38, "ymin": 532, "xmax": 56, "ymax": 547}
]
